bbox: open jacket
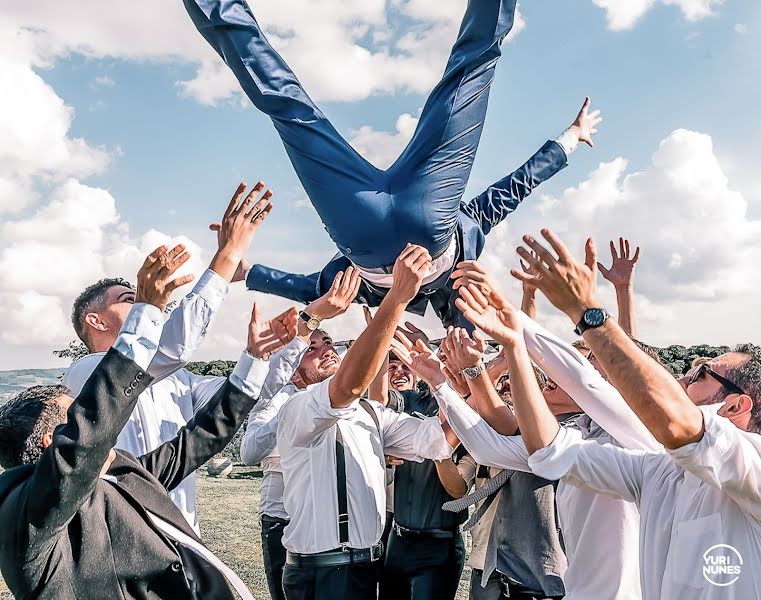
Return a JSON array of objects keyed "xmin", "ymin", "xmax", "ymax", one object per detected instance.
[
  {"xmin": 246, "ymin": 140, "xmax": 567, "ymax": 327},
  {"xmin": 0, "ymin": 348, "xmax": 259, "ymax": 600}
]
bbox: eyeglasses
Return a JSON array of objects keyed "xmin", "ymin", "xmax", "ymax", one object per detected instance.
[{"xmin": 689, "ymin": 363, "xmax": 750, "ymax": 403}]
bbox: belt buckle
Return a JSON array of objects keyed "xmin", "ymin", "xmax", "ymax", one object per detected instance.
[{"xmin": 370, "ymin": 544, "xmax": 383, "ymax": 562}]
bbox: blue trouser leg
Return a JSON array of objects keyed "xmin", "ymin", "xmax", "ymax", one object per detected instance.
[
  {"xmin": 183, "ymin": 0, "xmax": 386, "ymax": 263},
  {"xmin": 387, "ymin": 0, "xmax": 519, "ymax": 261}
]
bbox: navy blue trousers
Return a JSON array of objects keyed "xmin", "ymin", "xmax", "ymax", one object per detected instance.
[{"xmin": 184, "ymin": 0, "xmax": 519, "ymax": 268}]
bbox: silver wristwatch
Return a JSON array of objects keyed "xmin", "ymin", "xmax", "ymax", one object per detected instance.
[
  {"xmin": 462, "ymin": 362, "xmax": 485, "ymax": 380},
  {"xmin": 299, "ymin": 311, "xmax": 321, "ymax": 332}
]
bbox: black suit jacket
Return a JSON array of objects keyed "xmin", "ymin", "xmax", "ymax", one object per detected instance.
[{"xmin": 0, "ymin": 348, "xmax": 259, "ymax": 599}]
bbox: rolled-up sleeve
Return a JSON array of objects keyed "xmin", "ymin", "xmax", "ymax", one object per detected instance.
[
  {"xmin": 669, "ymin": 408, "xmax": 761, "ymax": 522},
  {"xmin": 432, "ymin": 383, "xmax": 531, "ymax": 471},
  {"xmin": 379, "ymin": 407, "xmax": 453, "ymax": 463},
  {"xmin": 529, "ymin": 427, "xmax": 647, "ymax": 503}
]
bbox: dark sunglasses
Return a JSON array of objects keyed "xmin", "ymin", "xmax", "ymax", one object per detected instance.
[{"xmin": 689, "ymin": 364, "xmax": 751, "ymax": 404}]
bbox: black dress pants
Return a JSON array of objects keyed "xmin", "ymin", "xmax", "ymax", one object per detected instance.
[
  {"xmin": 379, "ymin": 529, "xmax": 465, "ymax": 600},
  {"xmin": 261, "ymin": 515, "xmax": 289, "ymax": 600},
  {"xmin": 283, "ymin": 559, "xmax": 381, "ymax": 600}
]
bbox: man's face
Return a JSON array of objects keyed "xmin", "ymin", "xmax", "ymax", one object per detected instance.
[
  {"xmin": 94, "ymin": 285, "xmax": 136, "ymax": 342},
  {"xmin": 541, "ymin": 377, "xmax": 581, "ymax": 414},
  {"xmin": 294, "ymin": 331, "xmax": 341, "ymax": 387},
  {"xmin": 388, "ymin": 358, "xmax": 418, "ymax": 392},
  {"xmin": 679, "ymin": 353, "xmax": 747, "ymax": 407}
]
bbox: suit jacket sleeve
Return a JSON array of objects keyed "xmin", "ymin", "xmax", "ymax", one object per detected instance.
[
  {"xmin": 463, "ymin": 140, "xmax": 568, "ymax": 236},
  {"xmin": 26, "ymin": 350, "xmax": 152, "ymax": 531},
  {"xmin": 246, "ymin": 264, "xmax": 322, "ymax": 304},
  {"xmin": 138, "ymin": 359, "xmax": 270, "ymax": 491}
]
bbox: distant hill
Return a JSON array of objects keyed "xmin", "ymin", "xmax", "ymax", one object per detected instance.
[{"xmin": 0, "ymin": 369, "xmax": 66, "ymax": 404}]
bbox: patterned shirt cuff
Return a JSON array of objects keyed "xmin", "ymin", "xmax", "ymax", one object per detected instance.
[
  {"xmin": 230, "ymin": 351, "xmax": 271, "ymax": 399},
  {"xmin": 194, "ymin": 268, "xmax": 230, "ymax": 309},
  {"xmin": 555, "ymin": 128, "xmax": 579, "ymax": 158},
  {"xmin": 113, "ymin": 303, "xmax": 164, "ymax": 371}
]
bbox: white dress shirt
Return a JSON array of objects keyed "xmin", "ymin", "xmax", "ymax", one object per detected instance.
[
  {"xmin": 63, "ymin": 269, "xmax": 229, "ymax": 533},
  {"xmin": 529, "ymin": 405, "xmax": 761, "ymax": 600},
  {"xmin": 277, "ymin": 377, "xmax": 453, "ymax": 554},
  {"xmin": 239, "ymin": 337, "xmax": 308, "ymax": 521},
  {"xmin": 434, "ymin": 312, "xmax": 659, "ymax": 600}
]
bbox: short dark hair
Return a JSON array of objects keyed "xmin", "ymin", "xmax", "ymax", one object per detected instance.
[
  {"xmin": 0, "ymin": 385, "xmax": 70, "ymax": 469},
  {"xmin": 726, "ymin": 343, "xmax": 761, "ymax": 434},
  {"xmin": 71, "ymin": 278, "xmax": 133, "ymax": 350}
]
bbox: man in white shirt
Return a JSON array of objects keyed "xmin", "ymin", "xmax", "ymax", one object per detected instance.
[
  {"xmin": 275, "ymin": 245, "xmax": 458, "ymax": 600},
  {"xmin": 240, "ymin": 268, "xmax": 363, "ymax": 600},
  {"xmin": 461, "ymin": 228, "xmax": 761, "ymax": 600},
  {"xmin": 63, "ymin": 181, "xmax": 274, "ymax": 532}
]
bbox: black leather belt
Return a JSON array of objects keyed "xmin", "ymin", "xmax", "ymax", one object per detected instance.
[
  {"xmin": 393, "ymin": 523, "xmax": 457, "ymax": 540},
  {"xmin": 286, "ymin": 543, "xmax": 383, "ymax": 568}
]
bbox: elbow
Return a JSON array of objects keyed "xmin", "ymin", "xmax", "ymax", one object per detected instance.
[{"xmin": 660, "ymin": 422, "xmax": 704, "ymax": 450}]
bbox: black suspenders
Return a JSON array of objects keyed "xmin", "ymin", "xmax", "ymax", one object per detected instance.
[{"xmin": 335, "ymin": 399, "xmax": 380, "ymax": 547}]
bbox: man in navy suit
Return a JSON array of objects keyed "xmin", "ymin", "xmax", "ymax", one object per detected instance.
[{"xmin": 184, "ymin": 0, "xmax": 601, "ymax": 327}]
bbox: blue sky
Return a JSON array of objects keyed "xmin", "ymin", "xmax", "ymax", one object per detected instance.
[{"xmin": 1, "ymin": 0, "xmax": 760, "ymax": 368}]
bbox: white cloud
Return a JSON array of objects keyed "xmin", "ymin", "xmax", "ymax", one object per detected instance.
[
  {"xmin": 734, "ymin": 24, "xmax": 749, "ymax": 35},
  {"xmin": 478, "ymin": 128, "xmax": 761, "ymax": 346},
  {"xmin": 593, "ymin": 0, "xmax": 722, "ymax": 30},
  {"xmin": 349, "ymin": 113, "xmax": 420, "ymax": 169},
  {"xmin": 1, "ymin": 1, "xmax": 525, "ymax": 108}
]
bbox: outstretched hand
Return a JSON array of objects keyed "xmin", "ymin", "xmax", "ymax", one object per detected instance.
[
  {"xmin": 512, "ymin": 229, "xmax": 600, "ymax": 324},
  {"xmin": 246, "ymin": 304, "xmax": 298, "ymax": 360},
  {"xmin": 136, "ymin": 244, "xmax": 195, "ymax": 312},
  {"xmin": 210, "ymin": 181, "xmax": 274, "ymax": 283},
  {"xmin": 598, "ymin": 238, "xmax": 640, "ymax": 289},
  {"xmin": 455, "ymin": 284, "xmax": 524, "ymax": 349},
  {"xmin": 389, "ymin": 244, "xmax": 432, "ymax": 304},
  {"xmin": 307, "ymin": 267, "xmax": 362, "ymax": 321},
  {"xmin": 568, "ymin": 97, "xmax": 602, "ymax": 148},
  {"xmin": 389, "ymin": 332, "xmax": 446, "ymax": 389}
]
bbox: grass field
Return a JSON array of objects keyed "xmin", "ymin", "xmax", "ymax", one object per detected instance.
[{"xmin": 0, "ymin": 466, "xmax": 473, "ymax": 599}]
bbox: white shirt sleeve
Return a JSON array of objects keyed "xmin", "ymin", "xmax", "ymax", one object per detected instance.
[
  {"xmin": 240, "ymin": 390, "xmax": 291, "ymax": 465},
  {"xmin": 378, "ymin": 403, "xmax": 454, "ymax": 463},
  {"xmin": 528, "ymin": 426, "xmax": 648, "ymax": 503},
  {"xmin": 259, "ymin": 338, "xmax": 308, "ymax": 406},
  {"xmin": 147, "ymin": 268, "xmax": 229, "ymax": 382},
  {"xmin": 432, "ymin": 383, "xmax": 531, "ymax": 472},
  {"xmin": 277, "ymin": 377, "xmax": 357, "ymax": 448},
  {"xmin": 520, "ymin": 312, "xmax": 662, "ymax": 453},
  {"xmin": 112, "ymin": 303, "xmax": 164, "ymax": 371},
  {"xmin": 669, "ymin": 407, "xmax": 761, "ymax": 523}
]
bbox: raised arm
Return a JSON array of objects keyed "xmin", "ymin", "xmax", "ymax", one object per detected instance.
[
  {"xmin": 139, "ymin": 304, "xmax": 298, "ymax": 489},
  {"xmin": 462, "ymin": 98, "xmax": 601, "ymax": 236},
  {"xmin": 441, "ymin": 327, "xmax": 518, "ymax": 436},
  {"xmin": 148, "ymin": 181, "xmax": 275, "ymax": 381},
  {"xmin": 329, "ymin": 245, "xmax": 431, "ymax": 408},
  {"xmin": 598, "ymin": 238, "xmax": 640, "ymax": 338},
  {"xmin": 27, "ymin": 246, "xmax": 191, "ymax": 530},
  {"xmin": 514, "ymin": 229, "xmax": 704, "ymax": 449}
]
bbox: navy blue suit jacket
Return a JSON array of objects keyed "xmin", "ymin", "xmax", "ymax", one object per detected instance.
[{"xmin": 246, "ymin": 140, "xmax": 567, "ymax": 328}]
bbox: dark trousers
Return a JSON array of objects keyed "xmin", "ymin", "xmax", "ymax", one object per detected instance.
[
  {"xmin": 282, "ymin": 560, "xmax": 381, "ymax": 600},
  {"xmin": 469, "ymin": 569, "xmax": 502, "ymax": 600},
  {"xmin": 261, "ymin": 515, "xmax": 289, "ymax": 600},
  {"xmin": 379, "ymin": 529, "xmax": 465, "ymax": 600}
]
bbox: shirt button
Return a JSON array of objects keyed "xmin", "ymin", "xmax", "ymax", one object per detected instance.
[{"xmin": 171, "ymin": 562, "xmax": 182, "ymax": 573}]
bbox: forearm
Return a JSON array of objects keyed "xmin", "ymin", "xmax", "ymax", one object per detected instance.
[
  {"xmin": 469, "ymin": 372, "xmax": 518, "ymax": 435},
  {"xmin": 584, "ymin": 320, "xmax": 703, "ymax": 449},
  {"xmin": 209, "ymin": 247, "xmax": 243, "ymax": 283},
  {"xmin": 330, "ymin": 293, "xmax": 407, "ymax": 408},
  {"xmin": 435, "ymin": 459, "xmax": 468, "ymax": 499},
  {"xmin": 615, "ymin": 285, "xmax": 637, "ymax": 337},
  {"xmin": 367, "ymin": 353, "xmax": 390, "ymax": 406},
  {"xmin": 505, "ymin": 344, "xmax": 559, "ymax": 454},
  {"xmin": 521, "ymin": 288, "xmax": 537, "ymax": 320}
]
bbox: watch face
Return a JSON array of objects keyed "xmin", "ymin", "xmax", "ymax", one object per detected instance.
[
  {"xmin": 584, "ymin": 308, "xmax": 606, "ymax": 327},
  {"xmin": 307, "ymin": 317, "xmax": 320, "ymax": 331}
]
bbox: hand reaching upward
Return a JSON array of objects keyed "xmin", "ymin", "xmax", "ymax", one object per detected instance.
[{"xmin": 598, "ymin": 238, "xmax": 640, "ymax": 289}]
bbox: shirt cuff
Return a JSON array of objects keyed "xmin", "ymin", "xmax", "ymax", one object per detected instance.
[
  {"xmin": 113, "ymin": 303, "xmax": 164, "ymax": 371},
  {"xmin": 555, "ymin": 128, "xmax": 579, "ymax": 158},
  {"xmin": 193, "ymin": 268, "xmax": 230, "ymax": 309},
  {"xmin": 230, "ymin": 350, "xmax": 271, "ymax": 399}
]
